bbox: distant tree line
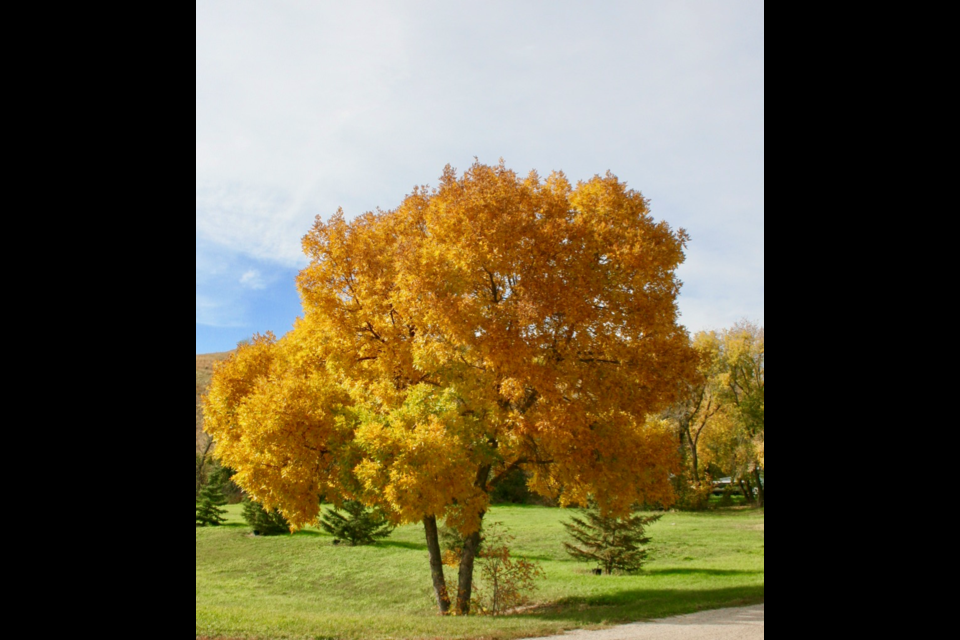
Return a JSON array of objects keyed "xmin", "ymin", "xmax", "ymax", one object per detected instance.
[{"xmin": 664, "ymin": 320, "xmax": 764, "ymax": 508}]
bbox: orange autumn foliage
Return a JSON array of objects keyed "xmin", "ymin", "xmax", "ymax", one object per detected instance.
[{"xmin": 204, "ymin": 161, "xmax": 698, "ymax": 534}]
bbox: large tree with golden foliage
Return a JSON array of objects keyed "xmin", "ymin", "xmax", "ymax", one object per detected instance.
[{"xmin": 204, "ymin": 161, "xmax": 698, "ymax": 614}]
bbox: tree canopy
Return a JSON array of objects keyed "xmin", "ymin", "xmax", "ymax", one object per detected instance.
[{"xmin": 203, "ymin": 161, "xmax": 699, "ymax": 612}]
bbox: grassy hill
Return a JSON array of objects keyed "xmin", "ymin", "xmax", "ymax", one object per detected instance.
[{"xmin": 197, "ymin": 504, "xmax": 764, "ymax": 639}]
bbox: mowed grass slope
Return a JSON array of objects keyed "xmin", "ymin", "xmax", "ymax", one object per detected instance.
[{"xmin": 196, "ymin": 504, "xmax": 763, "ymax": 640}]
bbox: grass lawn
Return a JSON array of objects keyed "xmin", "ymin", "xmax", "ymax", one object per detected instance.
[{"xmin": 196, "ymin": 504, "xmax": 763, "ymax": 640}]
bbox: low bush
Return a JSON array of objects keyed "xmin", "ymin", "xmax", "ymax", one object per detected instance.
[
  {"xmin": 562, "ymin": 504, "xmax": 662, "ymax": 574},
  {"xmin": 242, "ymin": 498, "xmax": 291, "ymax": 535},
  {"xmin": 195, "ymin": 467, "xmax": 228, "ymax": 526},
  {"xmin": 319, "ymin": 501, "xmax": 395, "ymax": 546},
  {"xmin": 472, "ymin": 522, "xmax": 544, "ymax": 615}
]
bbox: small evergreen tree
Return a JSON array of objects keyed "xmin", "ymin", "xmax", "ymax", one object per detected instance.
[
  {"xmin": 242, "ymin": 498, "xmax": 290, "ymax": 535},
  {"xmin": 195, "ymin": 468, "xmax": 228, "ymax": 526},
  {"xmin": 319, "ymin": 500, "xmax": 395, "ymax": 545},
  {"xmin": 562, "ymin": 505, "xmax": 662, "ymax": 574}
]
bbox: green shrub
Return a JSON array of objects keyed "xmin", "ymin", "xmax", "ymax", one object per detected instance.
[
  {"xmin": 562, "ymin": 504, "xmax": 662, "ymax": 574},
  {"xmin": 195, "ymin": 469, "xmax": 228, "ymax": 526},
  {"xmin": 197, "ymin": 456, "xmax": 244, "ymax": 504},
  {"xmin": 242, "ymin": 498, "xmax": 291, "ymax": 535},
  {"xmin": 319, "ymin": 500, "xmax": 395, "ymax": 546},
  {"xmin": 669, "ymin": 467, "xmax": 713, "ymax": 511},
  {"xmin": 471, "ymin": 522, "xmax": 544, "ymax": 615}
]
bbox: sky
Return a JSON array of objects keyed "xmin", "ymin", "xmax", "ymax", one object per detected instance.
[{"xmin": 196, "ymin": 1, "xmax": 764, "ymax": 355}]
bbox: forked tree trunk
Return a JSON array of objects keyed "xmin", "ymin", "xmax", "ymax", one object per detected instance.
[
  {"xmin": 455, "ymin": 523, "xmax": 484, "ymax": 614},
  {"xmin": 423, "ymin": 515, "xmax": 450, "ymax": 614},
  {"xmin": 687, "ymin": 433, "xmax": 701, "ymax": 485},
  {"xmin": 454, "ymin": 464, "xmax": 492, "ymax": 614}
]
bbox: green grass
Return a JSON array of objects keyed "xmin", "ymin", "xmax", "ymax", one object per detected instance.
[{"xmin": 197, "ymin": 504, "xmax": 763, "ymax": 639}]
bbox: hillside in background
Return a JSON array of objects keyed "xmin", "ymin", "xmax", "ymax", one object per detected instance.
[{"xmin": 196, "ymin": 351, "xmax": 233, "ymax": 449}]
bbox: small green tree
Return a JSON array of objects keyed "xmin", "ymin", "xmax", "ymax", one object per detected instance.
[
  {"xmin": 319, "ymin": 500, "xmax": 395, "ymax": 545},
  {"xmin": 195, "ymin": 468, "xmax": 228, "ymax": 526},
  {"xmin": 562, "ymin": 505, "xmax": 662, "ymax": 574},
  {"xmin": 242, "ymin": 498, "xmax": 291, "ymax": 535}
]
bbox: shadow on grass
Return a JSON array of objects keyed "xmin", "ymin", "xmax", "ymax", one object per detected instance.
[
  {"xmin": 645, "ymin": 568, "xmax": 763, "ymax": 577},
  {"xmin": 515, "ymin": 554, "xmax": 556, "ymax": 562},
  {"xmin": 377, "ymin": 540, "xmax": 427, "ymax": 551},
  {"xmin": 527, "ymin": 585, "xmax": 764, "ymax": 625},
  {"xmin": 670, "ymin": 507, "xmax": 764, "ymax": 517}
]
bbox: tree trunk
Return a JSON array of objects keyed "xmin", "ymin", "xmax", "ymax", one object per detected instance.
[
  {"xmin": 454, "ymin": 464, "xmax": 492, "ymax": 614},
  {"xmin": 752, "ymin": 465, "xmax": 764, "ymax": 507},
  {"xmin": 678, "ymin": 420, "xmax": 700, "ymax": 486},
  {"xmin": 423, "ymin": 515, "xmax": 450, "ymax": 614},
  {"xmin": 456, "ymin": 523, "xmax": 483, "ymax": 614},
  {"xmin": 688, "ymin": 433, "xmax": 701, "ymax": 485}
]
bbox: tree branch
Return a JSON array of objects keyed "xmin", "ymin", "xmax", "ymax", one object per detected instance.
[
  {"xmin": 362, "ymin": 322, "xmax": 386, "ymax": 343},
  {"xmin": 458, "ymin": 355, "xmax": 487, "ymax": 371},
  {"xmin": 482, "ymin": 266, "xmax": 500, "ymax": 303}
]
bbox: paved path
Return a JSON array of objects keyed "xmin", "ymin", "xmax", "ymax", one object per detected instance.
[{"xmin": 522, "ymin": 604, "xmax": 764, "ymax": 640}]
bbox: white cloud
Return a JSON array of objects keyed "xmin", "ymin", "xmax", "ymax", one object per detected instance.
[
  {"xmin": 197, "ymin": 1, "xmax": 764, "ymax": 344},
  {"xmin": 196, "ymin": 1, "xmax": 415, "ymax": 267},
  {"xmin": 239, "ymin": 269, "xmax": 267, "ymax": 290}
]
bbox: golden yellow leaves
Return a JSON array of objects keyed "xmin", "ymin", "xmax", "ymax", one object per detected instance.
[
  {"xmin": 203, "ymin": 160, "xmax": 699, "ymax": 534},
  {"xmin": 352, "ymin": 386, "xmax": 485, "ymax": 525},
  {"xmin": 203, "ymin": 331, "xmax": 359, "ymax": 529},
  {"xmin": 498, "ymin": 378, "xmax": 525, "ymax": 403},
  {"xmin": 671, "ymin": 322, "xmax": 764, "ymax": 492}
]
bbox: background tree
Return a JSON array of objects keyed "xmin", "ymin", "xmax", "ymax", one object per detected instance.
[
  {"xmin": 562, "ymin": 504, "xmax": 662, "ymax": 574},
  {"xmin": 319, "ymin": 500, "xmax": 395, "ymax": 545},
  {"xmin": 196, "ymin": 466, "xmax": 228, "ymax": 526},
  {"xmin": 698, "ymin": 409, "xmax": 760, "ymax": 501},
  {"xmin": 196, "ymin": 431, "xmax": 214, "ymax": 499},
  {"xmin": 717, "ymin": 320, "xmax": 764, "ymax": 505},
  {"xmin": 663, "ymin": 321, "xmax": 764, "ymax": 507},
  {"xmin": 204, "ymin": 161, "xmax": 698, "ymax": 614},
  {"xmin": 197, "ymin": 350, "xmax": 240, "ymax": 500},
  {"xmin": 489, "ymin": 467, "xmax": 540, "ymax": 505},
  {"xmin": 196, "ymin": 440, "xmax": 243, "ymax": 504},
  {"xmin": 669, "ymin": 333, "xmax": 725, "ymax": 485},
  {"xmin": 663, "ymin": 332, "xmax": 725, "ymax": 508}
]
